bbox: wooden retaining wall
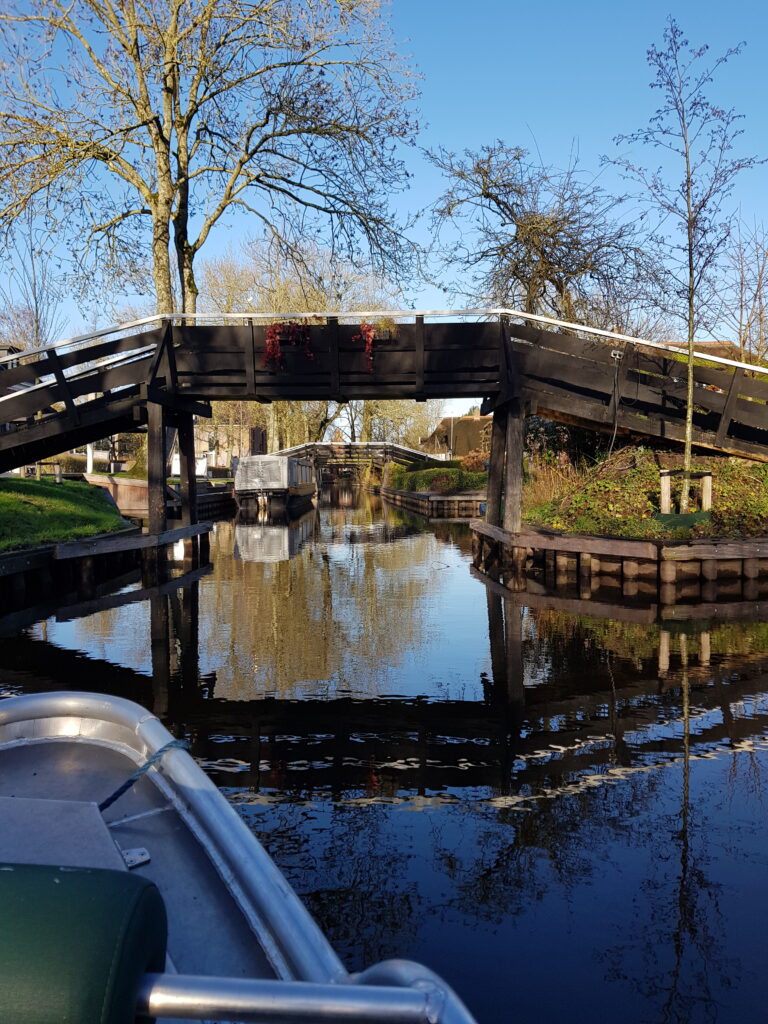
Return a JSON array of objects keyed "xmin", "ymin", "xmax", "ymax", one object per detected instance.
[
  {"xmin": 471, "ymin": 520, "xmax": 768, "ymax": 604},
  {"xmin": 382, "ymin": 486, "xmax": 485, "ymax": 520},
  {"xmin": 86, "ymin": 473, "xmax": 234, "ymax": 520},
  {"xmin": 0, "ymin": 522, "xmax": 213, "ymax": 623}
]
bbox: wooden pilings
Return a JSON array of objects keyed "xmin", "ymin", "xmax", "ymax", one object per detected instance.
[
  {"xmin": 659, "ymin": 469, "xmax": 713, "ymax": 514},
  {"xmin": 471, "ymin": 518, "xmax": 768, "ymax": 605},
  {"xmin": 381, "ymin": 487, "xmax": 486, "ymax": 519}
]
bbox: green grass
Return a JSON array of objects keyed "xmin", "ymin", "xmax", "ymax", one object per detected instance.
[{"xmin": 0, "ymin": 478, "xmax": 129, "ymax": 553}]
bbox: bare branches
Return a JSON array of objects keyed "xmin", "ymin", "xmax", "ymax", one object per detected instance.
[
  {"xmin": 0, "ymin": 207, "xmax": 68, "ymax": 350},
  {"xmin": 609, "ymin": 17, "xmax": 762, "ymax": 509},
  {"xmin": 610, "ymin": 17, "xmax": 762, "ymax": 335},
  {"xmin": 429, "ymin": 142, "xmax": 649, "ymax": 324},
  {"xmin": 0, "ymin": 0, "xmax": 418, "ymax": 314},
  {"xmin": 717, "ymin": 220, "xmax": 768, "ymax": 362}
]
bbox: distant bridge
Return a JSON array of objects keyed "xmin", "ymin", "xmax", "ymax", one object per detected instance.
[
  {"xmin": 2, "ymin": 309, "xmax": 768, "ymax": 534},
  {"xmin": 275, "ymin": 441, "xmax": 444, "ymax": 468}
]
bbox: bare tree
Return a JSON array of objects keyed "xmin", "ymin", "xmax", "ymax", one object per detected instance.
[
  {"xmin": 341, "ymin": 398, "xmax": 442, "ymax": 447},
  {"xmin": 429, "ymin": 142, "xmax": 649, "ymax": 322},
  {"xmin": 0, "ymin": 0, "xmax": 417, "ymax": 315},
  {"xmin": 0, "ymin": 208, "xmax": 67, "ymax": 350},
  {"xmin": 611, "ymin": 18, "xmax": 761, "ymax": 510},
  {"xmin": 717, "ymin": 220, "xmax": 768, "ymax": 363}
]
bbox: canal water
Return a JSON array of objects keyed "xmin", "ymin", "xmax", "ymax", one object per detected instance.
[{"xmin": 3, "ymin": 490, "xmax": 768, "ymax": 1023}]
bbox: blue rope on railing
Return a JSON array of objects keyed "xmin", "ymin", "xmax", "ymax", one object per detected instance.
[{"xmin": 98, "ymin": 738, "xmax": 189, "ymax": 812}]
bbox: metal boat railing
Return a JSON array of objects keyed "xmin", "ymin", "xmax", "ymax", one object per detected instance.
[{"xmin": 138, "ymin": 963, "xmax": 476, "ymax": 1023}]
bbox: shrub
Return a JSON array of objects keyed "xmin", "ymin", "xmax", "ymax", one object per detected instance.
[
  {"xmin": 386, "ymin": 462, "xmax": 487, "ymax": 494},
  {"xmin": 526, "ymin": 447, "xmax": 768, "ymax": 540},
  {"xmin": 460, "ymin": 448, "xmax": 489, "ymax": 472}
]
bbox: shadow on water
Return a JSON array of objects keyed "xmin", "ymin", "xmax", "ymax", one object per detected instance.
[{"xmin": 2, "ymin": 490, "xmax": 768, "ymax": 1022}]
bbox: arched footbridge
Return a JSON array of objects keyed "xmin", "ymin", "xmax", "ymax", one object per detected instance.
[
  {"xmin": 275, "ymin": 441, "xmax": 445, "ymax": 468},
  {"xmin": 2, "ymin": 309, "xmax": 767, "ymax": 531}
]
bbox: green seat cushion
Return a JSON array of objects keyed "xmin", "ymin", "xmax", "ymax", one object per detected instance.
[{"xmin": 0, "ymin": 862, "xmax": 167, "ymax": 1024}]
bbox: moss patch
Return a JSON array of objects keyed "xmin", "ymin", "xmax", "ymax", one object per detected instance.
[{"xmin": 0, "ymin": 478, "xmax": 129, "ymax": 553}]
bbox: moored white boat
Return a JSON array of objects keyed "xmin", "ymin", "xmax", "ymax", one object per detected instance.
[
  {"xmin": 234, "ymin": 455, "xmax": 316, "ymax": 515},
  {"xmin": 0, "ymin": 692, "xmax": 476, "ymax": 1023}
]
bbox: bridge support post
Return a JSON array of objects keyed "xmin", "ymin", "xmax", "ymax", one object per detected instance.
[
  {"xmin": 503, "ymin": 401, "xmax": 524, "ymax": 535},
  {"xmin": 148, "ymin": 402, "xmax": 168, "ymax": 535},
  {"xmin": 485, "ymin": 405, "xmax": 508, "ymax": 527},
  {"xmin": 483, "ymin": 399, "xmax": 525, "ymax": 579},
  {"xmin": 177, "ymin": 411, "xmax": 199, "ymax": 564},
  {"xmin": 145, "ymin": 402, "xmax": 169, "ymax": 583},
  {"xmin": 485, "ymin": 399, "xmax": 525, "ymax": 535}
]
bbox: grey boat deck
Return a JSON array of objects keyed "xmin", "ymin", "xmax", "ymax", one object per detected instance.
[
  {"xmin": 0, "ymin": 739, "xmax": 273, "ymax": 980},
  {"xmin": 0, "ymin": 692, "xmax": 477, "ymax": 1024}
]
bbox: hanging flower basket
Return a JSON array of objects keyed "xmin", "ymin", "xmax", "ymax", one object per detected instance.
[
  {"xmin": 352, "ymin": 321, "xmax": 376, "ymax": 372},
  {"xmin": 263, "ymin": 319, "xmax": 314, "ymax": 369}
]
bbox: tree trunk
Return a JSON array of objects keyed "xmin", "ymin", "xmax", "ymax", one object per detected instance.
[
  {"xmin": 680, "ymin": 212, "xmax": 696, "ymax": 514},
  {"xmin": 361, "ymin": 401, "xmax": 374, "ymax": 443},
  {"xmin": 175, "ymin": 230, "xmax": 198, "ymax": 316},
  {"xmin": 151, "ymin": 211, "xmax": 175, "ymax": 315},
  {"xmin": 680, "ymin": 121, "xmax": 695, "ymax": 515}
]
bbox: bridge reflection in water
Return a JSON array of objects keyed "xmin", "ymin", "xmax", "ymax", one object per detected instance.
[{"xmin": 3, "ymin": 493, "xmax": 768, "ymax": 1023}]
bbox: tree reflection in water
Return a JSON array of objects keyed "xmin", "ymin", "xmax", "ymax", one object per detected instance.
[{"xmin": 6, "ymin": 493, "xmax": 768, "ymax": 1022}]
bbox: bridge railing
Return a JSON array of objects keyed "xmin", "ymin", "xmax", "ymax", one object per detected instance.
[
  {"xmin": 274, "ymin": 442, "xmax": 448, "ymax": 465},
  {"xmin": 3, "ymin": 309, "xmax": 768, "ymax": 462}
]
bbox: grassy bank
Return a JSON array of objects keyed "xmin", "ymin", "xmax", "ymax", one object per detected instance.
[
  {"xmin": 388, "ymin": 461, "xmax": 487, "ymax": 494},
  {"xmin": 0, "ymin": 478, "xmax": 128, "ymax": 553},
  {"xmin": 526, "ymin": 448, "xmax": 768, "ymax": 539}
]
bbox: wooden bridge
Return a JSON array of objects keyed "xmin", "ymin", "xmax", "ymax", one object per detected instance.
[
  {"xmin": 2, "ymin": 309, "xmax": 767, "ymax": 536},
  {"xmin": 275, "ymin": 441, "xmax": 443, "ymax": 468}
]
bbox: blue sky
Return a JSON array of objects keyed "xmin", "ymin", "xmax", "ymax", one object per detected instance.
[
  {"xmin": 390, "ymin": 0, "xmax": 767, "ymax": 299},
  {"xmin": 392, "ymin": 0, "xmax": 767, "ymax": 413},
  {"xmin": 21, "ymin": 1, "xmax": 768, "ymax": 366}
]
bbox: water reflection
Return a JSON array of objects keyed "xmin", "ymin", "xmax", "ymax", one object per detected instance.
[
  {"xmin": 2, "ymin": 492, "xmax": 768, "ymax": 1022},
  {"xmin": 234, "ymin": 509, "xmax": 318, "ymax": 563}
]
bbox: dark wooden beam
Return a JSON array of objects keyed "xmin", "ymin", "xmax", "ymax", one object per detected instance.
[
  {"xmin": 715, "ymin": 367, "xmax": 745, "ymax": 446},
  {"xmin": 329, "ymin": 316, "xmax": 340, "ymax": 399},
  {"xmin": 143, "ymin": 385, "xmax": 211, "ymax": 419},
  {"xmin": 246, "ymin": 318, "xmax": 257, "ymax": 394},
  {"xmin": 147, "ymin": 401, "xmax": 168, "ymax": 536},
  {"xmin": 486, "ymin": 404, "xmax": 508, "ymax": 527},
  {"xmin": 177, "ymin": 411, "xmax": 198, "ymax": 530},
  {"xmin": 415, "ymin": 315, "xmax": 425, "ymax": 393},
  {"xmin": 45, "ymin": 349, "xmax": 80, "ymax": 424},
  {"xmin": 502, "ymin": 402, "xmax": 524, "ymax": 534},
  {"xmin": 54, "ymin": 521, "xmax": 212, "ymax": 560}
]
